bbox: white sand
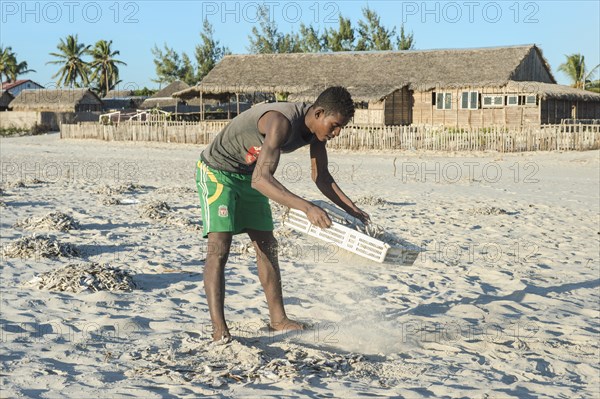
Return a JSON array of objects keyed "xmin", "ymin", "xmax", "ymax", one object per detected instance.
[{"xmin": 1, "ymin": 133, "xmax": 598, "ymax": 398}]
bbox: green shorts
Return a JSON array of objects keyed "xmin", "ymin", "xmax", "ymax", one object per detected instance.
[{"xmin": 195, "ymin": 160, "xmax": 273, "ymax": 238}]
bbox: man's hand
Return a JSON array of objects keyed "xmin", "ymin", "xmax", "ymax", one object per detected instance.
[
  {"xmin": 348, "ymin": 207, "xmax": 371, "ymax": 225},
  {"xmin": 305, "ymin": 205, "xmax": 332, "ymax": 228}
]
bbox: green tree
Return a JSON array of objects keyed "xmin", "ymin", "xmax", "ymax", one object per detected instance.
[
  {"xmin": 396, "ymin": 24, "xmax": 415, "ymax": 50},
  {"xmin": 181, "ymin": 53, "xmax": 196, "ymax": 85},
  {"xmin": 0, "ymin": 46, "xmax": 17, "ymax": 83},
  {"xmin": 557, "ymin": 53, "xmax": 599, "ymax": 90},
  {"xmin": 195, "ymin": 19, "xmax": 229, "ymax": 81},
  {"xmin": 247, "ymin": 5, "xmax": 300, "ymax": 53},
  {"xmin": 151, "ymin": 44, "xmax": 185, "ymax": 86},
  {"xmin": 297, "ymin": 23, "xmax": 324, "ymax": 52},
  {"xmin": 247, "ymin": 5, "xmax": 281, "ymax": 53},
  {"xmin": 323, "ymin": 15, "xmax": 355, "ymax": 51},
  {"xmin": 356, "ymin": 7, "xmax": 394, "ymax": 51},
  {"xmin": 47, "ymin": 34, "xmax": 90, "ymax": 87},
  {"xmin": 88, "ymin": 40, "xmax": 127, "ymax": 97}
]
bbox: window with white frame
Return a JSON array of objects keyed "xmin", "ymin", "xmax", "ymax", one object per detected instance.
[
  {"xmin": 525, "ymin": 95, "xmax": 537, "ymax": 105},
  {"xmin": 482, "ymin": 95, "xmax": 504, "ymax": 107},
  {"xmin": 435, "ymin": 92, "xmax": 452, "ymax": 110},
  {"xmin": 461, "ymin": 91, "xmax": 479, "ymax": 109},
  {"xmin": 506, "ymin": 95, "xmax": 519, "ymax": 106}
]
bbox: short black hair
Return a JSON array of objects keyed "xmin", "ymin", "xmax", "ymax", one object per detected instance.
[{"xmin": 313, "ymin": 86, "xmax": 355, "ymax": 119}]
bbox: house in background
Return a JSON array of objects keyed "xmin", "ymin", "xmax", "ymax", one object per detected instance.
[
  {"xmin": 1, "ymin": 79, "xmax": 44, "ymax": 96},
  {"xmin": 174, "ymin": 45, "xmax": 600, "ymax": 127},
  {"xmin": 3, "ymin": 89, "xmax": 102, "ymax": 130},
  {"xmin": 102, "ymin": 89, "xmax": 147, "ymax": 111},
  {"xmin": 10, "ymin": 89, "xmax": 103, "ymax": 112},
  {"xmin": 140, "ymin": 80, "xmax": 199, "ymax": 113}
]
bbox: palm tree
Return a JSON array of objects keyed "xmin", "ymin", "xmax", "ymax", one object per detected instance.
[
  {"xmin": 47, "ymin": 34, "xmax": 90, "ymax": 87},
  {"xmin": 0, "ymin": 46, "xmax": 35, "ymax": 84},
  {"xmin": 557, "ymin": 53, "xmax": 599, "ymax": 90},
  {"xmin": 88, "ymin": 39, "xmax": 127, "ymax": 97},
  {"xmin": 10, "ymin": 60, "xmax": 35, "ymax": 82},
  {"xmin": 0, "ymin": 46, "xmax": 17, "ymax": 84}
]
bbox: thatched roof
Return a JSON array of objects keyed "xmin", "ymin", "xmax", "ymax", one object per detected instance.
[
  {"xmin": 10, "ymin": 89, "xmax": 102, "ymax": 111},
  {"xmin": 104, "ymin": 89, "xmax": 135, "ymax": 99},
  {"xmin": 174, "ymin": 45, "xmax": 556, "ymax": 102},
  {"xmin": 0, "ymin": 90, "xmax": 14, "ymax": 107},
  {"xmin": 504, "ymin": 81, "xmax": 600, "ymax": 101},
  {"xmin": 141, "ymin": 80, "xmax": 189, "ymax": 109}
]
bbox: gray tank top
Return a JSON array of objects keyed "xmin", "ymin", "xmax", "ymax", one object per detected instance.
[{"xmin": 201, "ymin": 102, "xmax": 314, "ymax": 174}]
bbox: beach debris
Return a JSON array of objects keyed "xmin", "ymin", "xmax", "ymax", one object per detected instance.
[
  {"xmin": 95, "ymin": 183, "xmax": 145, "ymax": 195},
  {"xmin": 165, "ymin": 215, "xmax": 201, "ymax": 231},
  {"xmin": 125, "ymin": 337, "xmax": 366, "ymax": 387},
  {"xmin": 139, "ymin": 200, "xmax": 200, "ymax": 230},
  {"xmin": 156, "ymin": 186, "xmax": 196, "ymax": 194},
  {"xmin": 469, "ymin": 206, "xmax": 509, "ymax": 215},
  {"xmin": 25, "ymin": 177, "xmax": 45, "ymax": 184},
  {"xmin": 14, "ymin": 211, "xmax": 80, "ymax": 232},
  {"xmin": 6, "ymin": 180, "xmax": 26, "ymax": 188},
  {"xmin": 356, "ymin": 195, "xmax": 388, "ymax": 206},
  {"xmin": 26, "ymin": 262, "xmax": 136, "ymax": 293},
  {"xmin": 100, "ymin": 196, "xmax": 122, "ymax": 205},
  {"xmin": 1, "ymin": 234, "xmax": 79, "ymax": 258},
  {"xmin": 139, "ymin": 200, "xmax": 172, "ymax": 219}
]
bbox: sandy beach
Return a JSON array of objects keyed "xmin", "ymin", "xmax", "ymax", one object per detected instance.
[{"xmin": 1, "ymin": 132, "xmax": 598, "ymax": 398}]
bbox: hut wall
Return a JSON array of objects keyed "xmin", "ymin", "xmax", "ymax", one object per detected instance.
[
  {"xmin": 541, "ymin": 99, "xmax": 600, "ymax": 123},
  {"xmin": 384, "ymin": 87, "xmax": 412, "ymax": 125},
  {"xmin": 0, "ymin": 111, "xmax": 100, "ymax": 130},
  {"xmin": 511, "ymin": 48, "xmax": 555, "ymax": 83},
  {"xmin": 413, "ymin": 87, "xmax": 543, "ymax": 127},
  {"xmin": 353, "ymin": 101, "xmax": 384, "ymax": 125}
]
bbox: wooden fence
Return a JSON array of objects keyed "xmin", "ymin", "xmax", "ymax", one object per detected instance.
[{"xmin": 60, "ymin": 121, "xmax": 600, "ymax": 152}]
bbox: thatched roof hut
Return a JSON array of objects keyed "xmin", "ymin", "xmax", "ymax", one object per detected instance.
[
  {"xmin": 174, "ymin": 45, "xmax": 555, "ymax": 102},
  {"xmin": 503, "ymin": 81, "xmax": 600, "ymax": 101},
  {"xmin": 10, "ymin": 89, "xmax": 103, "ymax": 112},
  {"xmin": 140, "ymin": 81, "xmax": 189, "ymax": 109},
  {"xmin": 104, "ymin": 89, "xmax": 135, "ymax": 99},
  {"xmin": 0, "ymin": 90, "xmax": 14, "ymax": 110}
]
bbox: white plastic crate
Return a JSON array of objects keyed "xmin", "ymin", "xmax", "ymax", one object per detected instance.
[{"xmin": 281, "ymin": 201, "xmax": 391, "ymax": 263}]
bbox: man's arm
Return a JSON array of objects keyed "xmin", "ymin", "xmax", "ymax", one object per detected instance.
[
  {"xmin": 252, "ymin": 111, "xmax": 332, "ymax": 228},
  {"xmin": 310, "ymin": 139, "xmax": 370, "ymax": 224}
]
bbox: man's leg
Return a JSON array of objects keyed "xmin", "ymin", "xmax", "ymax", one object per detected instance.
[
  {"xmin": 247, "ymin": 229, "xmax": 303, "ymax": 331},
  {"xmin": 204, "ymin": 231, "xmax": 233, "ymax": 341}
]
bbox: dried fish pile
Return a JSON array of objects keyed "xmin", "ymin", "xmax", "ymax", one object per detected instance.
[
  {"xmin": 7, "ymin": 180, "xmax": 25, "ymax": 188},
  {"xmin": 96, "ymin": 183, "xmax": 144, "ymax": 195},
  {"xmin": 469, "ymin": 206, "xmax": 508, "ymax": 215},
  {"xmin": 125, "ymin": 338, "xmax": 365, "ymax": 387},
  {"xmin": 27, "ymin": 262, "xmax": 136, "ymax": 293},
  {"xmin": 165, "ymin": 215, "xmax": 201, "ymax": 231},
  {"xmin": 14, "ymin": 212, "xmax": 79, "ymax": 232},
  {"xmin": 25, "ymin": 177, "xmax": 45, "ymax": 184},
  {"xmin": 100, "ymin": 196, "xmax": 121, "ymax": 205},
  {"xmin": 157, "ymin": 186, "xmax": 195, "ymax": 194},
  {"xmin": 139, "ymin": 200, "xmax": 172, "ymax": 219},
  {"xmin": 356, "ymin": 195, "xmax": 388, "ymax": 206},
  {"xmin": 2, "ymin": 235, "xmax": 79, "ymax": 258}
]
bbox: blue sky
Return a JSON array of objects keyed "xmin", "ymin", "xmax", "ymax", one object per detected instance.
[{"xmin": 1, "ymin": 0, "xmax": 599, "ymax": 89}]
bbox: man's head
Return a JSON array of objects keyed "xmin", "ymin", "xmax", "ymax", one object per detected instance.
[{"xmin": 307, "ymin": 86, "xmax": 354, "ymax": 142}]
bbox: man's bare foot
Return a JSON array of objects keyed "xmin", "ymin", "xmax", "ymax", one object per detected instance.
[
  {"xmin": 212, "ymin": 326, "xmax": 231, "ymax": 342},
  {"xmin": 270, "ymin": 318, "xmax": 305, "ymax": 332}
]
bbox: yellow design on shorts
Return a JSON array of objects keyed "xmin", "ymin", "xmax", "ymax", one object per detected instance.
[{"xmin": 198, "ymin": 160, "xmax": 223, "ymax": 205}]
